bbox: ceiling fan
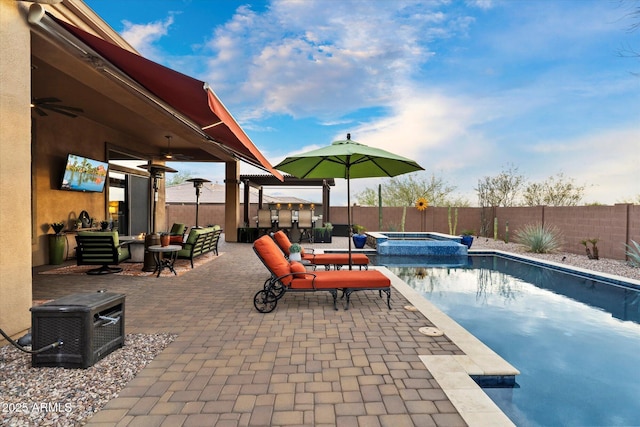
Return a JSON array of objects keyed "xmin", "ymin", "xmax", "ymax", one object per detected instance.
[
  {"xmin": 31, "ymin": 97, "xmax": 83, "ymax": 118},
  {"xmin": 160, "ymin": 135, "xmax": 192, "ymax": 161}
]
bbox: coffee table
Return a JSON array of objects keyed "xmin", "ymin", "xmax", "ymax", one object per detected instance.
[
  {"xmin": 119, "ymin": 235, "xmax": 146, "ymax": 262},
  {"xmin": 147, "ymin": 245, "xmax": 181, "ymax": 277}
]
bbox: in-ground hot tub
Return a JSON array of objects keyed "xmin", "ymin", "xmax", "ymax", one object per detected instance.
[{"xmin": 367, "ymin": 232, "xmax": 467, "ymax": 256}]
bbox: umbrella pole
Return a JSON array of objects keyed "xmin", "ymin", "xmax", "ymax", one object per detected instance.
[{"xmin": 347, "ymin": 167, "xmax": 352, "ymax": 270}]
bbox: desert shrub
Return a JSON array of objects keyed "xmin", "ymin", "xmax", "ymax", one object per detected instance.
[
  {"xmin": 514, "ymin": 223, "xmax": 562, "ymax": 253},
  {"xmin": 625, "ymin": 240, "xmax": 640, "ymax": 268}
]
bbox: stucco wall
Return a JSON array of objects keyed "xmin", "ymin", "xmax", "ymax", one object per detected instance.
[
  {"xmin": 32, "ymin": 116, "xmax": 110, "ymax": 265},
  {"xmin": 31, "ymin": 116, "xmax": 167, "ymax": 266},
  {"xmin": 0, "ymin": 0, "xmax": 34, "ymax": 338}
]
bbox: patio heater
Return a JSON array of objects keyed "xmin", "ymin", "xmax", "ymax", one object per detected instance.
[
  {"xmin": 186, "ymin": 178, "xmax": 210, "ymax": 228},
  {"xmin": 138, "ymin": 163, "xmax": 177, "ymax": 271}
]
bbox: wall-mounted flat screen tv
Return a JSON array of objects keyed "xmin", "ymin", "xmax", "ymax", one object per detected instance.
[{"xmin": 60, "ymin": 154, "xmax": 109, "ymax": 193}]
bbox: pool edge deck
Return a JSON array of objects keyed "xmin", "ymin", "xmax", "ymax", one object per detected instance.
[{"xmin": 377, "ymin": 266, "xmax": 518, "ymax": 427}]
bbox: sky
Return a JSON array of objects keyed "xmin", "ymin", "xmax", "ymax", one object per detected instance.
[{"xmin": 85, "ymin": 0, "xmax": 640, "ymax": 206}]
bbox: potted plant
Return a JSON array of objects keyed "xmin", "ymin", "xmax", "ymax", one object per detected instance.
[
  {"xmin": 100, "ymin": 220, "xmax": 110, "ymax": 231},
  {"xmin": 289, "ymin": 243, "xmax": 302, "ymax": 262},
  {"xmin": 314, "ymin": 222, "xmax": 333, "ymax": 243},
  {"xmin": 51, "ymin": 221, "xmax": 65, "ymax": 235},
  {"xmin": 460, "ymin": 229, "xmax": 475, "ymax": 249},
  {"xmin": 48, "ymin": 222, "xmax": 66, "ymax": 265},
  {"xmin": 352, "ymin": 225, "xmax": 367, "ymax": 249},
  {"xmin": 160, "ymin": 232, "xmax": 170, "ymax": 247}
]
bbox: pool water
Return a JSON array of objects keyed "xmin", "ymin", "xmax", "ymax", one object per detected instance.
[{"xmin": 386, "ymin": 255, "xmax": 640, "ymax": 427}]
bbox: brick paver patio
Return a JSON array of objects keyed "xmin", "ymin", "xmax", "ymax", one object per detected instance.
[{"xmin": 32, "ymin": 235, "xmax": 469, "ymax": 427}]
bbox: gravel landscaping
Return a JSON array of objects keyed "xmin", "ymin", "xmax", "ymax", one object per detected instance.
[{"xmin": 0, "ymin": 333, "xmax": 176, "ymax": 426}]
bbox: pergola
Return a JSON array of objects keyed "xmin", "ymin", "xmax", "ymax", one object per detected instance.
[{"xmin": 240, "ymin": 174, "xmax": 335, "ymax": 226}]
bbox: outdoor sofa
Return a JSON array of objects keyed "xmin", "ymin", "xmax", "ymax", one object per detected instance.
[{"xmin": 176, "ymin": 225, "xmax": 221, "ymax": 268}]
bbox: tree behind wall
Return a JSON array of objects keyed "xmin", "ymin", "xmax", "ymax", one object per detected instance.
[
  {"xmin": 356, "ymin": 172, "xmax": 466, "ymax": 207},
  {"xmin": 475, "ymin": 164, "xmax": 526, "ymax": 237},
  {"xmin": 475, "ymin": 164, "xmax": 526, "ymax": 208},
  {"xmin": 522, "ymin": 173, "xmax": 585, "ymax": 206}
]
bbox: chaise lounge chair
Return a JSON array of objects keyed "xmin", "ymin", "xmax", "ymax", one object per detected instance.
[
  {"xmin": 253, "ymin": 235, "xmax": 390, "ymax": 313},
  {"xmin": 272, "ymin": 230, "xmax": 369, "ymax": 270}
]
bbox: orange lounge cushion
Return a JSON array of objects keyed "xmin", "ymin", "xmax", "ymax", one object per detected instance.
[
  {"xmin": 311, "ymin": 253, "xmax": 369, "ymax": 266},
  {"xmin": 273, "ymin": 230, "xmax": 367, "ymax": 265},
  {"xmin": 273, "ymin": 230, "xmax": 307, "ymax": 256},
  {"xmin": 254, "ymin": 235, "xmax": 293, "ymax": 284},
  {"xmin": 289, "ymin": 270, "xmax": 389, "ymax": 290},
  {"xmin": 273, "ymin": 231, "xmax": 290, "ymax": 255},
  {"xmin": 169, "ymin": 235, "xmax": 183, "ymax": 244}
]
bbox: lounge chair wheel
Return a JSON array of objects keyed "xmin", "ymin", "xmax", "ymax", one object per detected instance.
[
  {"xmin": 254, "ymin": 290, "xmax": 278, "ymax": 313},
  {"xmin": 263, "ymin": 280, "xmax": 285, "ymax": 300},
  {"xmin": 271, "ymin": 282, "xmax": 286, "ymax": 300}
]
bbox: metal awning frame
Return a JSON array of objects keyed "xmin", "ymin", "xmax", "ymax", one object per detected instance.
[{"xmin": 29, "ymin": 5, "xmax": 277, "ymax": 173}]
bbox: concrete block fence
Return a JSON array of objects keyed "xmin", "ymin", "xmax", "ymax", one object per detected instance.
[{"xmin": 167, "ymin": 203, "xmax": 639, "ymax": 261}]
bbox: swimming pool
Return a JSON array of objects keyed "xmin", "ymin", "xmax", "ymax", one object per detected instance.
[{"xmin": 385, "ymin": 255, "xmax": 640, "ymax": 426}]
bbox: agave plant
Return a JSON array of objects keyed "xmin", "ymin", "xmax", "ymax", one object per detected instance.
[
  {"xmin": 514, "ymin": 223, "xmax": 563, "ymax": 254},
  {"xmin": 625, "ymin": 240, "xmax": 640, "ymax": 268}
]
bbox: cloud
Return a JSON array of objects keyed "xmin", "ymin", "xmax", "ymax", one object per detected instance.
[
  {"xmin": 136, "ymin": 0, "xmax": 639, "ymax": 206},
  {"xmin": 201, "ymin": 1, "xmax": 475, "ymax": 120},
  {"xmin": 120, "ymin": 15, "xmax": 175, "ymax": 60}
]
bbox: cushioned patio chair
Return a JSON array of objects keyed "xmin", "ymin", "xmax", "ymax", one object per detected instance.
[
  {"xmin": 253, "ymin": 235, "xmax": 390, "ymax": 313},
  {"xmin": 277, "ymin": 209, "xmax": 293, "ymax": 235},
  {"xmin": 169, "ymin": 223, "xmax": 187, "ymax": 244},
  {"xmin": 297, "ymin": 209, "xmax": 314, "ymax": 243},
  {"xmin": 257, "ymin": 209, "xmax": 273, "ymax": 236},
  {"xmin": 75, "ymin": 231, "xmax": 131, "ymax": 275},
  {"xmin": 272, "ymin": 230, "xmax": 369, "ymax": 270}
]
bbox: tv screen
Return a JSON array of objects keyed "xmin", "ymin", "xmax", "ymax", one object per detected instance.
[{"xmin": 60, "ymin": 154, "xmax": 109, "ymax": 193}]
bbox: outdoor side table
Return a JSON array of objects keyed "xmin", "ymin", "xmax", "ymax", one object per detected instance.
[{"xmin": 147, "ymin": 245, "xmax": 181, "ymax": 277}]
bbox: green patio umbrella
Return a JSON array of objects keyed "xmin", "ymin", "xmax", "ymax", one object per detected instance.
[{"xmin": 274, "ymin": 133, "xmax": 424, "ymax": 269}]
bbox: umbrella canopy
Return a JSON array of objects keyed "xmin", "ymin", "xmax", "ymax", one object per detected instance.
[{"xmin": 274, "ymin": 133, "xmax": 424, "ymax": 268}]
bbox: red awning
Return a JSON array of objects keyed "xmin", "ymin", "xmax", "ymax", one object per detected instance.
[{"xmin": 52, "ymin": 16, "xmax": 282, "ymax": 180}]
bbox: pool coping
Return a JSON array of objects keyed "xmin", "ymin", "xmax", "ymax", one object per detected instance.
[
  {"xmin": 377, "ymin": 266, "xmax": 518, "ymax": 427},
  {"xmin": 469, "ymin": 249, "xmax": 640, "ymax": 289}
]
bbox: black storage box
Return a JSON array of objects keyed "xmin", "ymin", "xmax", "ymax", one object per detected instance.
[{"xmin": 30, "ymin": 292, "xmax": 125, "ymax": 369}]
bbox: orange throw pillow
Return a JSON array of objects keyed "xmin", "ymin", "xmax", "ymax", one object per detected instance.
[{"xmin": 290, "ymin": 261, "xmax": 307, "ymax": 278}]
